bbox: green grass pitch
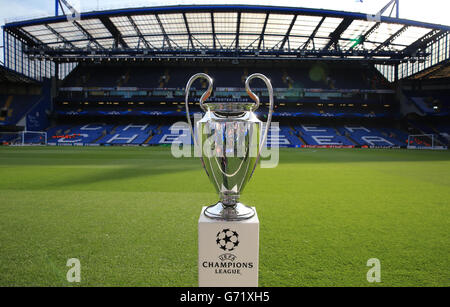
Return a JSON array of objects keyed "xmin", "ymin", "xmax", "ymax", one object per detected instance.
[{"xmin": 0, "ymin": 146, "xmax": 449, "ymax": 286}]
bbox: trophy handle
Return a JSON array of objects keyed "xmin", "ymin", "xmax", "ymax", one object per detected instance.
[
  {"xmin": 185, "ymin": 73, "xmax": 213, "ymax": 146},
  {"xmin": 245, "ymin": 73, "xmax": 274, "ymax": 171}
]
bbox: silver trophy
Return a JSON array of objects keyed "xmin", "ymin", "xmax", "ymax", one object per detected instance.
[{"xmin": 185, "ymin": 73, "xmax": 274, "ymax": 221}]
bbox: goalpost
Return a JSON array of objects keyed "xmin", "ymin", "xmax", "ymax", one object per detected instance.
[
  {"xmin": 20, "ymin": 131, "xmax": 47, "ymax": 145},
  {"xmin": 407, "ymin": 134, "xmax": 446, "ymax": 150},
  {"xmin": 0, "ymin": 131, "xmax": 47, "ymax": 146}
]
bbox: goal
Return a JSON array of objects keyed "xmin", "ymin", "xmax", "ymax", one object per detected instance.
[
  {"xmin": 0, "ymin": 131, "xmax": 47, "ymax": 146},
  {"xmin": 407, "ymin": 134, "xmax": 446, "ymax": 150}
]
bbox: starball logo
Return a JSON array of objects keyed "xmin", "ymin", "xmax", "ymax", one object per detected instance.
[
  {"xmin": 201, "ymin": 228, "xmax": 254, "ymax": 275},
  {"xmin": 216, "ymin": 228, "xmax": 240, "ymax": 252}
]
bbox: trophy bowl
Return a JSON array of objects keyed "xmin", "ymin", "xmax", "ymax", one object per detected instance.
[{"xmin": 185, "ymin": 73, "xmax": 274, "ymax": 221}]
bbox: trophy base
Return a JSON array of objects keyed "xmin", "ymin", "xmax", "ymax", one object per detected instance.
[{"xmin": 204, "ymin": 202, "xmax": 255, "ymax": 221}]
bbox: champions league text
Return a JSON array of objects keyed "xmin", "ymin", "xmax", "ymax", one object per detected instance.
[{"xmin": 202, "ymin": 260, "xmax": 254, "ymax": 275}]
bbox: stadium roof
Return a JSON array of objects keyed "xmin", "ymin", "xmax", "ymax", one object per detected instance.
[{"xmin": 3, "ymin": 4, "xmax": 450, "ymax": 63}]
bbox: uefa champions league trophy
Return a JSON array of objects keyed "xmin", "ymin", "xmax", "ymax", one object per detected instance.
[
  {"xmin": 187, "ymin": 73, "xmax": 273, "ymax": 286},
  {"xmin": 185, "ymin": 73, "xmax": 274, "ymax": 220}
]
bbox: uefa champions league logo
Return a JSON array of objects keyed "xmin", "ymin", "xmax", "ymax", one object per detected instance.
[
  {"xmin": 201, "ymin": 228, "xmax": 253, "ymax": 275},
  {"xmin": 216, "ymin": 229, "xmax": 240, "ymax": 252}
]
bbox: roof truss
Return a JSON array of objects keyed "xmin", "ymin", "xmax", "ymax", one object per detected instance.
[
  {"xmin": 99, "ymin": 16, "xmax": 129, "ymax": 49},
  {"xmin": 302, "ymin": 16, "xmax": 325, "ymax": 50},
  {"xmin": 127, "ymin": 16, "xmax": 153, "ymax": 49},
  {"xmin": 3, "ymin": 6, "xmax": 448, "ymax": 62},
  {"xmin": 72, "ymin": 21, "xmax": 103, "ymax": 49},
  {"xmin": 349, "ymin": 22, "xmax": 381, "ymax": 50},
  {"xmin": 372, "ymin": 25, "xmax": 408, "ymax": 53},
  {"xmin": 257, "ymin": 13, "xmax": 269, "ymax": 50},
  {"xmin": 279, "ymin": 15, "xmax": 297, "ymax": 50},
  {"xmin": 323, "ymin": 17, "xmax": 353, "ymax": 51},
  {"xmin": 45, "ymin": 24, "xmax": 75, "ymax": 48},
  {"xmin": 155, "ymin": 14, "xmax": 172, "ymax": 49},
  {"xmin": 182, "ymin": 13, "xmax": 194, "ymax": 49}
]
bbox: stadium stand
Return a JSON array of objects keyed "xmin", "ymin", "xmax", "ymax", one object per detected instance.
[
  {"xmin": 60, "ymin": 63, "xmax": 388, "ymax": 90},
  {"xmin": 0, "ymin": 95, "xmax": 43, "ymax": 125},
  {"xmin": 404, "ymin": 90, "xmax": 450, "ymax": 116},
  {"xmin": 295, "ymin": 125, "xmax": 354, "ymax": 146},
  {"xmin": 43, "ymin": 120, "xmax": 421, "ymax": 148},
  {"xmin": 335, "ymin": 126, "xmax": 404, "ymax": 147},
  {"xmin": 1, "ymin": 4, "xmax": 449, "ymax": 149}
]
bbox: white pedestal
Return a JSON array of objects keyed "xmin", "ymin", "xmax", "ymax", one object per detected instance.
[{"xmin": 198, "ymin": 206, "xmax": 259, "ymax": 287}]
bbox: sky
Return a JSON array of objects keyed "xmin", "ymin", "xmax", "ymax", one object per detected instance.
[{"xmin": 1, "ymin": 0, "xmax": 449, "ymax": 63}]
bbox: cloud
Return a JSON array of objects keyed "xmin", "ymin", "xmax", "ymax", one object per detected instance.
[{"xmin": 0, "ymin": 1, "xmax": 52, "ymax": 26}]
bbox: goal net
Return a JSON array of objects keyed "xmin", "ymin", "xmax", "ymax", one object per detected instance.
[
  {"xmin": 407, "ymin": 134, "xmax": 447, "ymax": 150},
  {"xmin": 0, "ymin": 131, "xmax": 47, "ymax": 146}
]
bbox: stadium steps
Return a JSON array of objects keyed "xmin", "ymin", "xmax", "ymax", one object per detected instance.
[
  {"xmin": 431, "ymin": 126, "xmax": 449, "ymax": 145},
  {"xmin": 5, "ymin": 96, "xmax": 13, "ymax": 109},
  {"xmin": 110, "ymin": 126, "xmax": 118, "ymax": 135},
  {"xmin": 0, "ymin": 97, "xmax": 4, "ymax": 121},
  {"xmin": 289, "ymin": 126, "xmax": 305, "ymax": 145},
  {"xmin": 335, "ymin": 127, "xmax": 358, "ymax": 145},
  {"xmin": 92, "ymin": 132, "xmax": 106, "ymax": 144},
  {"xmin": 117, "ymin": 70, "xmax": 131, "ymax": 87},
  {"xmin": 408, "ymin": 120, "xmax": 432, "ymax": 137},
  {"xmin": 144, "ymin": 134, "xmax": 154, "ymax": 144},
  {"xmin": 295, "ymin": 131, "xmax": 307, "ymax": 146},
  {"xmin": 345, "ymin": 135, "xmax": 359, "ymax": 146},
  {"xmin": 124, "ymin": 70, "xmax": 130, "ymax": 84},
  {"xmin": 334, "ymin": 127, "xmax": 343, "ymax": 136},
  {"xmin": 296, "ymin": 135, "xmax": 306, "ymax": 145},
  {"xmin": 0, "ymin": 96, "xmax": 13, "ymax": 121},
  {"xmin": 155, "ymin": 124, "xmax": 163, "ymax": 135}
]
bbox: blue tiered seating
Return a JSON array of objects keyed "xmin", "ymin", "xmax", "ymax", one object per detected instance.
[
  {"xmin": 41, "ymin": 122, "xmax": 447, "ymax": 148},
  {"xmin": 265, "ymin": 126, "xmax": 303, "ymax": 148},
  {"xmin": 147, "ymin": 124, "xmax": 303, "ymax": 147},
  {"xmin": 48, "ymin": 124, "xmax": 113, "ymax": 145},
  {"xmin": 295, "ymin": 125, "xmax": 353, "ymax": 146},
  {"xmin": 409, "ymin": 121, "xmax": 449, "ymax": 146},
  {"xmin": 103, "ymin": 124, "xmax": 156, "ymax": 145},
  {"xmin": 0, "ymin": 133, "xmax": 18, "ymax": 143},
  {"xmin": 336, "ymin": 126, "xmax": 404, "ymax": 147},
  {"xmin": 378, "ymin": 127, "xmax": 410, "ymax": 146},
  {"xmin": 435, "ymin": 124, "xmax": 450, "ymax": 143},
  {"xmin": 0, "ymin": 94, "xmax": 42, "ymax": 125},
  {"xmin": 147, "ymin": 125, "xmax": 190, "ymax": 145}
]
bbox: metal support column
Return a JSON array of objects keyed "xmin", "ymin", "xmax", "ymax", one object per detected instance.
[
  {"xmin": 3, "ymin": 30, "xmax": 6, "ymax": 68},
  {"xmin": 394, "ymin": 64, "xmax": 399, "ymax": 82},
  {"xmin": 14, "ymin": 35, "xmax": 16, "ymax": 72},
  {"xmin": 396, "ymin": 0, "xmax": 399, "ymax": 18}
]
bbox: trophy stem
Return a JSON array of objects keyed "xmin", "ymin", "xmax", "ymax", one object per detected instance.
[
  {"xmin": 204, "ymin": 201, "xmax": 255, "ymax": 221},
  {"xmin": 219, "ymin": 192, "xmax": 240, "ymax": 207}
]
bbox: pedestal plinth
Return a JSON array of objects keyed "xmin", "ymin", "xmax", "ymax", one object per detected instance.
[{"xmin": 198, "ymin": 206, "xmax": 259, "ymax": 287}]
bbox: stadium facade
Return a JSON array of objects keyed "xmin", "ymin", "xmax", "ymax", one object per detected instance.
[{"xmin": 0, "ymin": 4, "xmax": 449, "ymax": 148}]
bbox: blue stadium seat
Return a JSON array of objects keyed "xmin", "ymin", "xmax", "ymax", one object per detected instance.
[{"xmin": 337, "ymin": 126, "xmax": 404, "ymax": 146}]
